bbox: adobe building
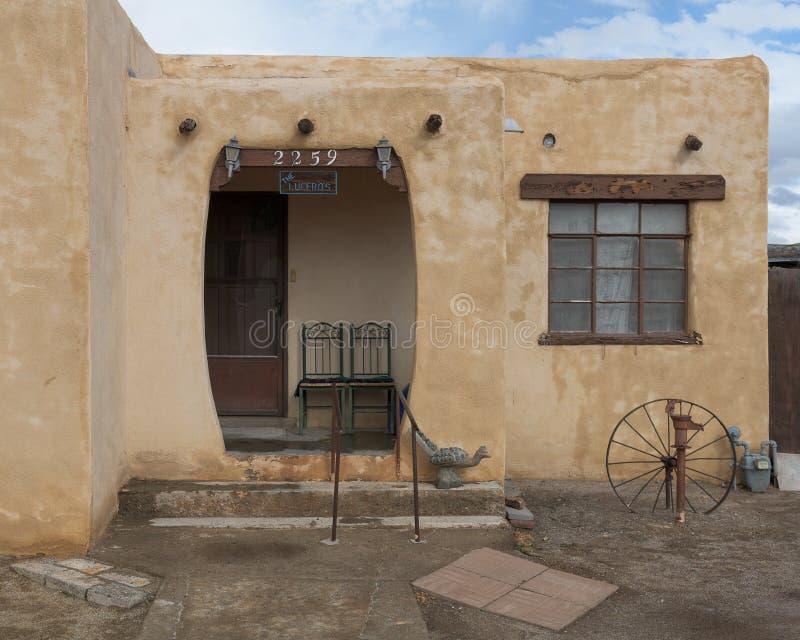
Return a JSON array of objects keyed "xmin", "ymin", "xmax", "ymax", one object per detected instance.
[{"xmin": 0, "ymin": 0, "xmax": 769, "ymax": 553}]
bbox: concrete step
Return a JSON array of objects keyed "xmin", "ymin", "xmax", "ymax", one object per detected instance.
[{"xmin": 119, "ymin": 480, "xmax": 505, "ymax": 519}]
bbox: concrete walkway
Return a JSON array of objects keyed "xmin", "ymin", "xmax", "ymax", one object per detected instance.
[{"xmin": 89, "ymin": 521, "xmax": 516, "ymax": 640}]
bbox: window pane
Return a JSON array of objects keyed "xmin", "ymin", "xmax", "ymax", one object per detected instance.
[
  {"xmin": 597, "ymin": 237, "xmax": 638, "ymax": 267},
  {"xmin": 644, "ymin": 239, "xmax": 684, "ymax": 267},
  {"xmin": 596, "ymin": 270, "xmax": 638, "ymax": 302},
  {"xmin": 550, "ymin": 303, "xmax": 591, "ymax": 332},
  {"xmin": 597, "ymin": 203, "xmax": 638, "ymax": 233},
  {"xmin": 550, "ymin": 270, "xmax": 591, "ymax": 302},
  {"xmin": 549, "ymin": 203, "xmax": 594, "ymax": 233},
  {"xmin": 643, "ymin": 270, "xmax": 685, "ymax": 301},
  {"xmin": 551, "ymin": 238, "xmax": 592, "ymax": 267},
  {"xmin": 643, "ymin": 303, "xmax": 684, "ymax": 332},
  {"xmin": 596, "ymin": 303, "xmax": 638, "ymax": 334},
  {"xmin": 642, "ymin": 204, "xmax": 686, "ymax": 234}
]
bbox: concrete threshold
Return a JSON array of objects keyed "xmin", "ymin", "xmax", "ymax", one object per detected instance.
[{"xmin": 149, "ymin": 515, "xmax": 508, "ymax": 529}]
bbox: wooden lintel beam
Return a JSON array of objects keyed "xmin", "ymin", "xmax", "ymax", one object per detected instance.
[
  {"xmin": 520, "ymin": 174, "xmax": 725, "ymax": 201},
  {"xmin": 211, "ymin": 148, "xmax": 407, "ymax": 192}
]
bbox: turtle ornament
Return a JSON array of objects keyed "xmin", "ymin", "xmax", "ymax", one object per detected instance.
[{"xmin": 414, "ymin": 431, "xmax": 491, "ymax": 489}]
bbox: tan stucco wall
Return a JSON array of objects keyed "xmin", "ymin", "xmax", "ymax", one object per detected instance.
[
  {"xmin": 0, "ymin": 0, "xmax": 769, "ymax": 553},
  {"xmin": 124, "ymin": 76, "xmax": 506, "ymax": 483},
  {"xmin": 0, "ymin": 0, "xmax": 92, "ymax": 554},
  {"xmin": 155, "ymin": 54, "xmax": 769, "ymax": 481},
  {"xmin": 87, "ymin": 0, "xmax": 160, "ymax": 540}
]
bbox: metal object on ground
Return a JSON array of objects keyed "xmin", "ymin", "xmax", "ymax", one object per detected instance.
[
  {"xmin": 728, "ymin": 426, "xmax": 778, "ymax": 492},
  {"xmin": 605, "ymin": 399, "xmax": 736, "ymax": 518},
  {"xmin": 670, "ymin": 409, "xmax": 704, "ymax": 525}
]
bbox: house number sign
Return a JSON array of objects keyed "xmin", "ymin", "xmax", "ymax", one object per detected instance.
[{"xmin": 272, "ymin": 149, "xmax": 338, "ymax": 166}]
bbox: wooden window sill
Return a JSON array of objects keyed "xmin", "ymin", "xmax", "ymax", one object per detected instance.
[{"xmin": 538, "ymin": 331, "xmax": 703, "ymax": 346}]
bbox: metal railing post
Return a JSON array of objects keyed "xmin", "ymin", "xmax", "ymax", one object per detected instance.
[
  {"xmin": 397, "ymin": 391, "xmax": 422, "ymax": 543},
  {"xmin": 324, "ymin": 384, "xmax": 344, "ymax": 545}
]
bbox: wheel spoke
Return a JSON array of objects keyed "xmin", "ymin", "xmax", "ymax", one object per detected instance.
[
  {"xmin": 651, "ymin": 477, "xmax": 666, "ymax": 512},
  {"xmin": 613, "ymin": 465, "xmax": 663, "ymax": 490},
  {"xmin": 687, "ymin": 434, "xmax": 728, "ymax": 457},
  {"xmin": 623, "ymin": 418, "xmax": 666, "ymax": 458},
  {"xmin": 610, "ymin": 440, "xmax": 663, "ymax": 461},
  {"xmin": 626, "ymin": 467, "xmax": 661, "ymax": 508},
  {"xmin": 608, "ymin": 460, "xmax": 663, "ymax": 465},
  {"xmin": 686, "ymin": 456, "xmax": 731, "ymax": 462},
  {"xmin": 686, "ymin": 472, "xmax": 721, "ymax": 504},
  {"xmin": 685, "ymin": 493, "xmax": 697, "ymax": 514},
  {"xmin": 686, "ymin": 416, "xmax": 717, "ymax": 446},
  {"xmin": 685, "ymin": 466, "xmax": 730, "ymax": 485},
  {"xmin": 642, "ymin": 405, "xmax": 669, "ymax": 455}
]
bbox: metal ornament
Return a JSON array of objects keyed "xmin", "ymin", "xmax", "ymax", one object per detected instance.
[
  {"xmin": 375, "ymin": 137, "xmax": 393, "ymax": 180},
  {"xmin": 605, "ymin": 399, "xmax": 736, "ymax": 520},
  {"xmin": 224, "ymin": 137, "xmax": 242, "ymax": 178}
]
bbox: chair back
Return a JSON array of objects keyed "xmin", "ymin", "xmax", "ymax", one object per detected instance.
[
  {"xmin": 350, "ymin": 322, "xmax": 393, "ymax": 381},
  {"xmin": 301, "ymin": 322, "xmax": 346, "ymax": 380}
]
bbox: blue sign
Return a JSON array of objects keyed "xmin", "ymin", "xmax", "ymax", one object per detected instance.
[{"xmin": 279, "ymin": 170, "xmax": 338, "ymax": 195}]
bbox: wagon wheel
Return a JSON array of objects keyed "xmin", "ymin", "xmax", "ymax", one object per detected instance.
[{"xmin": 605, "ymin": 399, "xmax": 736, "ymax": 515}]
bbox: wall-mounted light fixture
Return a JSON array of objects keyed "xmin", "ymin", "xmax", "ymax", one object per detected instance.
[
  {"xmin": 225, "ymin": 137, "xmax": 242, "ymax": 178},
  {"xmin": 685, "ymin": 135, "xmax": 703, "ymax": 151},
  {"xmin": 375, "ymin": 137, "xmax": 393, "ymax": 180},
  {"xmin": 178, "ymin": 118, "xmax": 197, "ymax": 135}
]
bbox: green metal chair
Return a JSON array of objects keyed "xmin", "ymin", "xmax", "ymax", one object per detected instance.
[
  {"xmin": 346, "ymin": 322, "xmax": 395, "ymax": 434},
  {"xmin": 297, "ymin": 322, "xmax": 347, "ymax": 434}
]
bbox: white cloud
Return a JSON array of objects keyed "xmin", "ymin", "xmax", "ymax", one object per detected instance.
[{"xmin": 706, "ymin": 1, "xmax": 800, "ymax": 33}]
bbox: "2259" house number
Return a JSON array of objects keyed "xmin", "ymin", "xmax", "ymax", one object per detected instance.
[{"xmin": 272, "ymin": 150, "xmax": 337, "ymax": 166}]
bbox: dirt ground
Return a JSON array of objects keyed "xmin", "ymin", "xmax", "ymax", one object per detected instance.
[{"xmin": 1, "ymin": 480, "xmax": 798, "ymax": 639}]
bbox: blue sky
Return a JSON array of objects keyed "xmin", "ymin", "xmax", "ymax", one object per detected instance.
[{"xmin": 119, "ymin": 0, "xmax": 800, "ymax": 243}]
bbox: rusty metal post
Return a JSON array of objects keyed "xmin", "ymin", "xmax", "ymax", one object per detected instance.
[
  {"xmin": 397, "ymin": 391, "xmax": 422, "ymax": 543},
  {"xmin": 326, "ymin": 384, "xmax": 343, "ymax": 545},
  {"xmin": 670, "ymin": 412, "xmax": 704, "ymax": 525},
  {"xmin": 410, "ymin": 421, "xmax": 421, "ymax": 542}
]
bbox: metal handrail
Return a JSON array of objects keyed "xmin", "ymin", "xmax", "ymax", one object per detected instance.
[
  {"xmin": 396, "ymin": 390, "xmax": 421, "ymax": 543},
  {"xmin": 328, "ymin": 384, "xmax": 344, "ymax": 543}
]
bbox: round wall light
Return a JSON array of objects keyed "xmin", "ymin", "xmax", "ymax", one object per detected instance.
[{"xmin": 542, "ymin": 133, "xmax": 556, "ymax": 148}]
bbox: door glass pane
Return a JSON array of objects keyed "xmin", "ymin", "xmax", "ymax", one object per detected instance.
[
  {"xmin": 643, "ymin": 270, "xmax": 685, "ymax": 301},
  {"xmin": 596, "ymin": 303, "xmax": 638, "ymax": 334},
  {"xmin": 596, "ymin": 270, "xmax": 638, "ymax": 302},
  {"xmin": 597, "ymin": 203, "xmax": 638, "ymax": 233},
  {"xmin": 644, "ymin": 303, "xmax": 684, "ymax": 332},
  {"xmin": 642, "ymin": 204, "xmax": 687, "ymax": 234},
  {"xmin": 551, "ymin": 238, "xmax": 592, "ymax": 267},
  {"xmin": 550, "ymin": 269, "xmax": 591, "ymax": 302},
  {"xmin": 550, "ymin": 303, "xmax": 591, "ymax": 332},
  {"xmin": 597, "ymin": 237, "xmax": 638, "ymax": 267},
  {"xmin": 549, "ymin": 203, "xmax": 594, "ymax": 233},
  {"xmin": 644, "ymin": 239, "xmax": 684, "ymax": 267}
]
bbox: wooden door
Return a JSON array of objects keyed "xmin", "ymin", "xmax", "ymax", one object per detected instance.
[
  {"xmin": 769, "ymin": 267, "xmax": 800, "ymax": 452},
  {"xmin": 205, "ymin": 193, "xmax": 287, "ymax": 415}
]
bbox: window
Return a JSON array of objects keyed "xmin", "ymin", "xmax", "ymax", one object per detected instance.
[{"xmin": 548, "ymin": 202, "xmax": 688, "ymax": 338}]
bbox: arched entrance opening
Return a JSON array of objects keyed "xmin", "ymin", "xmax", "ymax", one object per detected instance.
[{"xmin": 204, "ymin": 147, "xmax": 416, "ymax": 456}]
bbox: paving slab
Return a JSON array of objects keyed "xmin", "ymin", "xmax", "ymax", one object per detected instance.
[
  {"xmin": 57, "ymin": 558, "xmax": 112, "ymax": 575},
  {"xmin": 520, "ymin": 568, "xmax": 618, "ymax": 606},
  {"xmin": 412, "ymin": 565, "xmax": 515, "ymax": 608},
  {"xmin": 44, "ymin": 566, "xmax": 104, "ymax": 599},
  {"xmin": 101, "ymin": 571, "xmax": 152, "ymax": 589},
  {"xmin": 87, "ymin": 582, "xmax": 149, "ymax": 609},
  {"xmin": 484, "ymin": 588, "xmax": 590, "ymax": 631},
  {"xmin": 451, "ymin": 547, "xmax": 547, "ymax": 585},
  {"xmin": 777, "ymin": 452, "xmax": 800, "ymax": 491}
]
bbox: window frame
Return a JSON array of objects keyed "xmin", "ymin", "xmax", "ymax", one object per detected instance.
[{"xmin": 543, "ymin": 200, "xmax": 700, "ymax": 346}]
